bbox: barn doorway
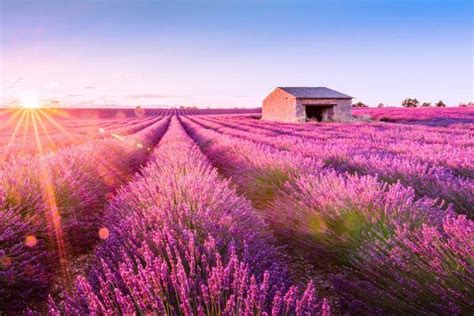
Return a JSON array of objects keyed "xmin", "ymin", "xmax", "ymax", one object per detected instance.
[{"xmin": 305, "ymin": 105, "xmax": 334, "ymax": 122}]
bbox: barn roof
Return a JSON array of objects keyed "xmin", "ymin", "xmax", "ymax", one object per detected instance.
[{"xmin": 278, "ymin": 87, "xmax": 352, "ymax": 99}]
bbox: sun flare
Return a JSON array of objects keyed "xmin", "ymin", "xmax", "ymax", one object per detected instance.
[{"xmin": 20, "ymin": 95, "xmax": 41, "ymax": 109}]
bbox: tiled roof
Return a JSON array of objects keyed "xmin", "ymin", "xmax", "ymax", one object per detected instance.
[{"xmin": 279, "ymin": 87, "xmax": 352, "ymax": 99}]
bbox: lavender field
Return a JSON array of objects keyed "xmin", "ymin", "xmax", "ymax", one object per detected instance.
[{"xmin": 0, "ymin": 107, "xmax": 473, "ymax": 315}]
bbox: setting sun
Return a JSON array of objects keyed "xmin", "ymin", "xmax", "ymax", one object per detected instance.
[{"xmin": 20, "ymin": 95, "xmax": 41, "ymax": 109}]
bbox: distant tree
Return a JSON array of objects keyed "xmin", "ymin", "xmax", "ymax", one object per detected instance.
[
  {"xmin": 377, "ymin": 103, "xmax": 384, "ymax": 108},
  {"xmin": 402, "ymin": 98, "xmax": 419, "ymax": 107},
  {"xmin": 421, "ymin": 102, "xmax": 431, "ymax": 107},
  {"xmin": 353, "ymin": 101, "xmax": 368, "ymax": 108},
  {"xmin": 459, "ymin": 102, "xmax": 467, "ymax": 107},
  {"xmin": 436, "ymin": 100, "xmax": 446, "ymax": 107}
]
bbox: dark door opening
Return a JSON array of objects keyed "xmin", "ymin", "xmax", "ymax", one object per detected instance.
[{"xmin": 305, "ymin": 105, "xmax": 334, "ymax": 122}]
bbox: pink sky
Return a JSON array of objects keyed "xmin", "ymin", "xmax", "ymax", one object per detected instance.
[{"xmin": 1, "ymin": 1, "xmax": 472, "ymax": 108}]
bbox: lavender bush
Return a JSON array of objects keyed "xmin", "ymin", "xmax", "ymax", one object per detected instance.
[
  {"xmin": 188, "ymin": 115, "xmax": 474, "ymax": 216},
  {"xmin": 181, "ymin": 114, "xmax": 473, "ymax": 314},
  {"xmin": 50, "ymin": 118, "xmax": 325, "ymax": 315},
  {"xmin": 0, "ymin": 117, "xmax": 169, "ymax": 311},
  {"xmin": 2, "ymin": 107, "xmax": 471, "ymax": 314}
]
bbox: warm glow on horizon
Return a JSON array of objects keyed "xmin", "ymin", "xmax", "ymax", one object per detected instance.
[{"xmin": 19, "ymin": 95, "xmax": 41, "ymax": 109}]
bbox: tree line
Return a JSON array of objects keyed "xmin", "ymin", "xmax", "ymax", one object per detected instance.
[{"xmin": 352, "ymin": 99, "xmax": 453, "ymax": 108}]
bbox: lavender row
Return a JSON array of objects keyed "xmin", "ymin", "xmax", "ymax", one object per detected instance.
[
  {"xmin": 0, "ymin": 116, "xmax": 170, "ymax": 311},
  {"xmin": 190, "ymin": 116, "xmax": 474, "ymax": 217},
  {"xmin": 177, "ymin": 107, "xmax": 261, "ymax": 116},
  {"xmin": 0, "ymin": 116, "xmax": 162, "ymax": 162},
  {"xmin": 215, "ymin": 113, "xmax": 473, "ymax": 143},
  {"xmin": 49, "ymin": 117, "xmax": 327, "ymax": 315},
  {"xmin": 204, "ymin": 115, "xmax": 473, "ymax": 174},
  {"xmin": 210, "ymin": 115, "xmax": 473, "ymax": 173},
  {"xmin": 353, "ymin": 107, "xmax": 474, "ymax": 127},
  {"xmin": 180, "ymin": 115, "xmax": 473, "ymax": 314}
]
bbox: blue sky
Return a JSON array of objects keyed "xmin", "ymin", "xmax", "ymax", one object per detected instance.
[{"xmin": 1, "ymin": 0, "xmax": 472, "ymax": 107}]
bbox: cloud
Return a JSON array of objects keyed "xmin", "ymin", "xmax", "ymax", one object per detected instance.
[
  {"xmin": 45, "ymin": 81, "xmax": 60, "ymax": 89},
  {"xmin": 83, "ymin": 86, "xmax": 96, "ymax": 89},
  {"xmin": 47, "ymin": 99, "xmax": 61, "ymax": 105},
  {"xmin": 111, "ymin": 73, "xmax": 144, "ymax": 80},
  {"xmin": 0, "ymin": 97, "xmax": 16, "ymax": 107},
  {"xmin": 67, "ymin": 94, "xmax": 84, "ymax": 97},
  {"xmin": 124, "ymin": 94, "xmax": 188, "ymax": 99},
  {"xmin": 74, "ymin": 100, "xmax": 97, "ymax": 106}
]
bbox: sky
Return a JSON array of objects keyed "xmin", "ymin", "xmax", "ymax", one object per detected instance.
[{"xmin": 0, "ymin": 0, "xmax": 472, "ymax": 108}]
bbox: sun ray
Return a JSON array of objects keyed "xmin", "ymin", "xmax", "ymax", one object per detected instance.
[
  {"xmin": 30, "ymin": 111, "xmax": 70, "ymax": 285},
  {"xmin": 0, "ymin": 108, "xmax": 24, "ymax": 133},
  {"xmin": 20, "ymin": 110, "xmax": 32, "ymax": 148},
  {"xmin": 0, "ymin": 108, "xmax": 18, "ymax": 124},
  {"xmin": 94, "ymin": 154, "xmax": 131, "ymax": 185},
  {"xmin": 1, "ymin": 110, "xmax": 28, "ymax": 161},
  {"xmin": 0, "ymin": 104, "xmax": 150, "ymax": 292},
  {"xmin": 0, "ymin": 108, "xmax": 15, "ymax": 116},
  {"xmin": 49, "ymin": 108, "xmax": 71, "ymax": 119},
  {"xmin": 33, "ymin": 110, "xmax": 58, "ymax": 152},
  {"xmin": 37, "ymin": 109, "xmax": 73, "ymax": 137}
]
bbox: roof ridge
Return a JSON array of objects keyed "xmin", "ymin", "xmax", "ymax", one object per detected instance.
[{"xmin": 277, "ymin": 87, "xmax": 352, "ymax": 99}]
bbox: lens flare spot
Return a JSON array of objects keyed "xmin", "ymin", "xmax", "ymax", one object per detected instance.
[
  {"xmin": 115, "ymin": 111, "xmax": 126, "ymax": 120},
  {"xmin": 25, "ymin": 235, "xmax": 38, "ymax": 247},
  {"xmin": 103, "ymin": 174, "xmax": 115, "ymax": 186},
  {"xmin": 98, "ymin": 227, "xmax": 110, "ymax": 240},
  {"xmin": 98, "ymin": 128, "xmax": 105, "ymax": 134},
  {"xmin": 105, "ymin": 192, "xmax": 114, "ymax": 201},
  {"xmin": 136, "ymin": 142, "xmax": 143, "ymax": 148},
  {"xmin": 24, "ymin": 264, "xmax": 35, "ymax": 276},
  {"xmin": 111, "ymin": 133, "xmax": 124, "ymax": 141},
  {"xmin": 134, "ymin": 106, "xmax": 145, "ymax": 117},
  {"xmin": 0, "ymin": 256, "xmax": 12, "ymax": 268}
]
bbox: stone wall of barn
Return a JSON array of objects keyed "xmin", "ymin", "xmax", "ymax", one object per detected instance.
[
  {"xmin": 262, "ymin": 89, "xmax": 298, "ymax": 122},
  {"xmin": 333, "ymin": 99, "xmax": 353, "ymax": 121},
  {"xmin": 295, "ymin": 98, "xmax": 352, "ymax": 122}
]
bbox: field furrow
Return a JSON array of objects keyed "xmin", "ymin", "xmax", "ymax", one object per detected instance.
[
  {"xmin": 201, "ymin": 115, "xmax": 474, "ymax": 172},
  {"xmin": 0, "ymin": 116, "xmax": 163, "ymax": 162},
  {"xmin": 0, "ymin": 116, "xmax": 170, "ymax": 311},
  {"xmin": 180, "ymin": 114, "xmax": 473, "ymax": 314},
  {"xmin": 1, "ymin": 108, "xmax": 472, "ymax": 315},
  {"xmin": 47, "ymin": 116, "xmax": 326, "ymax": 315},
  {"xmin": 186, "ymin": 115, "xmax": 474, "ymax": 217}
]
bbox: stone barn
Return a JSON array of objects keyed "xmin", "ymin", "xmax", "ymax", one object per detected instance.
[{"xmin": 262, "ymin": 87, "xmax": 353, "ymax": 123}]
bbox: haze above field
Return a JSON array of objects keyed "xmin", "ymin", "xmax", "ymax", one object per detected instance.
[{"xmin": 1, "ymin": 0, "xmax": 472, "ymax": 108}]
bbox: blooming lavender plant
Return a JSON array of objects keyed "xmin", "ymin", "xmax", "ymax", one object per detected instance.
[
  {"xmin": 180, "ymin": 114, "xmax": 473, "ymax": 315},
  {"xmin": 335, "ymin": 214, "xmax": 474, "ymax": 314},
  {"xmin": 3, "ymin": 107, "xmax": 471, "ymax": 314},
  {"xmin": 188, "ymin": 115, "xmax": 474, "ymax": 216},
  {"xmin": 50, "ymin": 118, "xmax": 325, "ymax": 315},
  {"xmin": 354, "ymin": 106, "xmax": 474, "ymax": 127},
  {"xmin": 0, "ymin": 117, "xmax": 169, "ymax": 312},
  {"xmin": 0, "ymin": 207, "xmax": 52, "ymax": 311}
]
